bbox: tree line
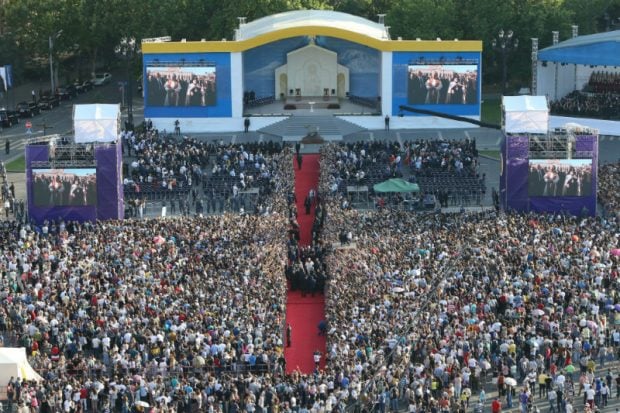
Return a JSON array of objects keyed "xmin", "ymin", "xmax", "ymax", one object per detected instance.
[{"xmin": 0, "ymin": 0, "xmax": 618, "ymax": 89}]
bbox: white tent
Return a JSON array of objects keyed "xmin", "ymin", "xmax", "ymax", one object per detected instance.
[
  {"xmin": 0, "ymin": 348, "xmax": 44, "ymax": 383},
  {"xmin": 73, "ymin": 104, "xmax": 120, "ymax": 143},
  {"xmin": 502, "ymin": 95, "xmax": 549, "ymax": 135}
]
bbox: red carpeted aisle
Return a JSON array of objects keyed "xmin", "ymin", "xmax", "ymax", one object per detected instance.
[{"xmin": 284, "ymin": 154, "xmax": 326, "ymax": 374}]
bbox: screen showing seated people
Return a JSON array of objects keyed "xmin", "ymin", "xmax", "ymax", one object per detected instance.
[
  {"xmin": 528, "ymin": 159, "xmax": 592, "ymax": 197},
  {"xmin": 407, "ymin": 64, "xmax": 478, "ymax": 105},
  {"xmin": 32, "ymin": 168, "xmax": 98, "ymax": 206},
  {"xmin": 146, "ymin": 65, "xmax": 216, "ymax": 107}
]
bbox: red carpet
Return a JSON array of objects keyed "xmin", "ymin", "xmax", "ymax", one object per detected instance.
[{"xmin": 284, "ymin": 154, "xmax": 326, "ymax": 374}]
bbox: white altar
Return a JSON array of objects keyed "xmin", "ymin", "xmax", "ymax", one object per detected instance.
[{"xmin": 274, "ymin": 40, "xmax": 349, "ymax": 99}]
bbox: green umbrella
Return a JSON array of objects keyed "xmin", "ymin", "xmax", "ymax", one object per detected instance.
[{"xmin": 565, "ymin": 364, "xmax": 575, "ymax": 373}]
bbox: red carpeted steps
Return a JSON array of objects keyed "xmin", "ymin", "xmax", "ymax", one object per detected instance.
[{"xmin": 284, "ymin": 154, "xmax": 326, "ymax": 374}]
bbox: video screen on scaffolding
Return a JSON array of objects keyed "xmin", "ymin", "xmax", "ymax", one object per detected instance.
[
  {"xmin": 528, "ymin": 159, "xmax": 593, "ymax": 197},
  {"xmin": 32, "ymin": 168, "xmax": 98, "ymax": 207},
  {"xmin": 145, "ymin": 65, "xmax": 216, "ymax": 107},
  {"xmin": 407, "ymin": 64, "xmax": 478, "ymax": 105}
]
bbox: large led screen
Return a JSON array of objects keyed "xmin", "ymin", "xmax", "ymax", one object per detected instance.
[
  {"xmin": 407, "ymin": 64, "xmax": 478, "ymax": 105},
  {"xmin": 528, "ymin": 159, "xmax": 593, "ymax": 197},
  {"xmin": 32, "ymin": 168, "xmax": 98, "ymax": 206},
  {"xmin": 146, "ymin": 66, "xmax": 216, "ymax": 107}
]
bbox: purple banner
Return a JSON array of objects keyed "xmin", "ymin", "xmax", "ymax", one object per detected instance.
[
  {"xmin": 504, "ymin": 136, "xmax": 529, "ymax": 212},
  {"xmin": 95, "ymin": 143, "xmax": 124, "ymax": 221},
  {"xmin": 502, "ymin": 135, "xmax": 598, "ymax": 216}
]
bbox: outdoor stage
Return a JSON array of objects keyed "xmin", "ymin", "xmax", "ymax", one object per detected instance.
[
  {"xmin": 141, "ymin": 10, "xmax": 483, "ymax": 133},
  {"xmin": 549, "ymin": 115, "xmax": 620, "ymax": 136},
  {"xmin": 244, "ymin": 96, "xmax": 380, "ymax": 116}
]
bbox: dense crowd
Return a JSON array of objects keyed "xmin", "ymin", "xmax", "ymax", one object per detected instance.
[
  {"xmin": 0, "ymin": 150, "xmax": 294, "ymax": 413},
  {"xmin": 319, "ymin": 143, "xmax": 620, "ymax": 413},
  {"xmin": 587, "ymin": 72, "xmax": 620, "ymax": 95},
  {"xmin": 123, "ymin": 127, "xmax": 286, "ymax": 217},
  {"xmin": 550, "ymin": 71, "xmax": 620, "ymax": 120},
  {"xmin": 550, "ymin": 91, "xmax": 620, "ymax": 120},
  {"xmin": 598, "ymin": 162, "xmax": 620, "ymax": 218},
  {"xmin": 1, "ymin": 162, "xmax": 25, "ymax": 222},
  {"xmin": 322, "ymin": 139, "xmax": 483, "ymax": 208},
  {"xmin": 1, "ymin": 142, "xmax": 620, "ymax": 413},
  {"xmin": 323, "ymin": 141, "xmax": 403, "ymax": 191}
]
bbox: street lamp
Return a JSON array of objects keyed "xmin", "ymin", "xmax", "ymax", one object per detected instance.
[
  {"xmin": 115, "ymin": 37, "xmax": 138, "ymax": 129},
  {"xmin": 49, "ymin": 30, "xmax": 63, "ymax": 93},
  {"xmin": 492, "ymin": 29, "xmax": 519, "ymax": 95}
]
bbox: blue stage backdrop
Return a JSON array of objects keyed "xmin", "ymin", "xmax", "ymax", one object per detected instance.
[
  {"xmin": 27, "ymin": 143, "xmax": 124, "ymax": 224},
  {"xmin": 243, "ymin": 36, "xmax": 380, "ymax": 99},
  {"xmin": 500, "ymin": 135, "xmax": 598, "ymax": 216},
  {"xmin": 143, "ymin": 53, "xmax": 232, "ymax": 118},
  {"xmin": 392, "ymin": 52, "xmax": 481, "ymax": 117}
]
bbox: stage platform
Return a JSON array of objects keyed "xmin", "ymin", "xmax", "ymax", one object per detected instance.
[
  {"xmin": 244, "ymin": 96, "xmax": 380, "ymax": 117},
  {"xmin": 549, "ymin": 115, "xmax": 620, "ymax": 137}
]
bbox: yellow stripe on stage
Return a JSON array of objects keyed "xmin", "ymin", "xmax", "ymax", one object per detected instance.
[{"xmin": 142, "ymin": 26, "xmax": 482, "ymax": 54}]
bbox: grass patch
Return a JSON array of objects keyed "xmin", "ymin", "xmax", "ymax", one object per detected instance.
[
  {"xmin": 481, "ymin": 99, "xmax": 501, "ymax": 126},
  {"xmin": 5, "ymin": 155, "xmax": 25, "ymax": 172},
  {"xmin": 479, "ymin": 150, "xmax": 500, "ymax": 160}
]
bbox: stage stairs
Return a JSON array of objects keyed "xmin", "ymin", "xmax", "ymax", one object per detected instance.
[{"xmin": 258, "ymin": 115, "xmax": 365, "ymax": 141}]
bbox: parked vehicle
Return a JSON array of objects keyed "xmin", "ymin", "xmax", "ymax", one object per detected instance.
[
  {"xmin": 92, "ymin": 72, "xmax": 112, "ymax": 86},
  {"xmin": 0, "ymin": 109, "xmax": 20, "ymax": 127},
  {"xmin": 38, "ymin": 94, "xmax": 60, "ymax": 110},
  {"xmin": 55, "ymin": 85, "xmax": 77, "ymax": 100},
  {"xmin": 15, "ymin": 101, "xmax": 40, "ymax": 117},
  {"xmin": 74, "ymin": 80, "xmax": 93, "ymax": 93}
]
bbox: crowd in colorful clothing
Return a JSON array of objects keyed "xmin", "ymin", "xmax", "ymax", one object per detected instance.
[{"xmin": 1, "ymin": 146, "xmax": 619, "ymax": 413}]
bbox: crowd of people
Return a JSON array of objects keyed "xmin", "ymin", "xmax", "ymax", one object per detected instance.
[
  {"xmin": 598, "ymin": 162, "xmax": 620, "ymax": 218},
  {"xmin": 321, "ymin": 138, "xmax": 483, "ymax": 208},
  {"xmin": 319, "ymin": 143, "xmax": 620, "ymax": 413},
  {"xmin": 550, "ymin": 71, "xmax": 620, "ymax": 120},
  {"xmin": 2, "ymin": 138, "xmax": 620, "ymax": 413},
  {"xmin": 123, "ymin": 125, "xmax": 287, "ymax": 217},
  {"xmin": 550, "ymin": 91, "xmax": 620, "ymax": 120},
  {"xmin": 0, "ymin": 150, "xmax": 294, "ymax": 413},
  {"xmin": 323, "ymin": 140, "xmax": 404, "ymax": 193},
  {"xmin": 586, "ymin": 72, "xmax": 620, "ymax": 95},
  {"xmin": 1, "ymin": 162, "xmax": 25, "ymax": 221}
]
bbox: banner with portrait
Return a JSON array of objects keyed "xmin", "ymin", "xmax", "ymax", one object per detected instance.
[
  {"xmin": 407, "ymin": 64, "xmax": 478, "ymax": 105},
  {"xmin": 145, "ymin": 65, "xmax": 216, "ymax": 107}
]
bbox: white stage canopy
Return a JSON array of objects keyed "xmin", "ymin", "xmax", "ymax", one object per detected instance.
[
  {"xmin": 0, "ymin": 348, "xmax": 43, "ymax": 383},
  {"xmin": 73, "ymin": 104, "xmax": 120, "ymax": 143},
  {"xmin": 502, "ymin": 95, "xmax": 549, "ymax": 135}
]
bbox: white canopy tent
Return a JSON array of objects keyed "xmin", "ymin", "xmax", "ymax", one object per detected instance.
[
  {"xmin": 0, "ymin": 348, "xmax": 43, "ymax": 384},
  {"xmin": 502, "ymin": 95, "xmax": 549, "ymax": 135},
  {"xmin": 73, "ymin": 104, "xmax": 120, "ymax": 143}
]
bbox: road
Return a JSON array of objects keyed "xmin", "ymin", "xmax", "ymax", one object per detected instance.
[{"xmin": 0, "ymin": 80, "xmax": 144, "ymax": 163}]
